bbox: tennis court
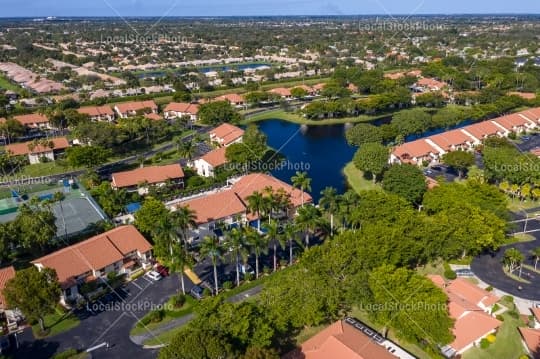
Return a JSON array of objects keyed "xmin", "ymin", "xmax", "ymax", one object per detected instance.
[{"xmin": 0, "ymin": 183, "xmax": 108, "ymax": 238}]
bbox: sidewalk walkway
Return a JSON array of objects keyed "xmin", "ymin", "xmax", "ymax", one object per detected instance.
[{"xmin": 129, "ymin": 285, "xmax": 263, "ymax": 347}]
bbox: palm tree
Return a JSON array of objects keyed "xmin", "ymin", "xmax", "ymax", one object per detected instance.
[
  {"xmin": 200, "ymin": 236, "xmax": 222, "ymax": 295},
  {"xmin": 319, "ymin": 187, "xmax": 339, "ymax": 236},
  {"xmin": 291, "ymin": 171, "xmax": 312, "ymax": 207},
  {"xmin": 531, "ymin": 247, "xmax": 540, "ymax": 270},
  {"xmin": 264, "ymin": 220, "xmax": 280, "ymax": 271},
  {"xmin": 171, "ymin": 206, "xmax": 197, "ymax": 249},
  {"xmin": 245, "ymin": 227, "xmax": 269, "ymax": 279},
  {"xmin": 246, "ymin": 191, "xmax": 265, "ymax": 231},
  {"xmin": 295, "ymin": 204, "xmax": 322, "ymax": 248},
  {"xmin": 282, "ymin": 222, "xmax": 300, "ymax": 265},
  {"xmin": 503, "ymin": 248, "xmax": 524, "ymax": 277},
  {"xmin": 179, "ymin": 140, "xmax": 196, "ymax": 162},
  {"xmin": 224, "ymin": 228, "xmax": 249, "ymax": 286}
]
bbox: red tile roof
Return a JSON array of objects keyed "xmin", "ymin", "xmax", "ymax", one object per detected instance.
[
  {"xmin": 13, "ymin": 113, "xmax": 48, "ymax": 126},
  {"xmin": 112, "ymin": 164, "xmax": 184, "ymax": 188},
  {"xmin": 178, "ymin": 190, "xmax": 247, "ymax": 225},
  {"xmin": 269, "ymin": 87, "xmax": 292, "ymax": 97},
  {"xmin": 200, "ymin": 146, "xmax": 228, "ymax": 167},
  {"xmin": 508, "ymin": 92, "xmax": 536, "ymax": 100},
  {"xmin": 446, "ymin": 278, "xmax": 500, "ymax": 308},
  {"xmin": 518, "ymin": 327, "xmax": 540, "ymax": 357},
  {"xmin": 115, "ymin": 100, "xmax": 158, "ymax": 114},
  {"xmin": 463, "ymin": 121, "xmax": 502, "ymax": 139},
  {"xmin": 285, "ymin": 320, "xmax": 398, "ymax": 359},
  {"xmin": 520, "ymin": 107, "xmax": 540, "ymax": 122},
  {"xmin": 393, "ymin": 139, "xmax": 440, "ymax": 160},
  {"xmin": 177, "ymin": 173, "xmax": 312, "ymax": 224},
  {"xmin": 215, "ymin": 93, "xmax": 244, "ymax": 104},
  {"xmin": 231, "ymin": 173, "xmax": 312, "ymax": 208},
  {"xmin": 417, "ymin": 77, "xmax": 446, "ymax": 90},
  {"xmin": 209, "ymin": 123, "xmax": 245, "ymax": 146},
  {"xmin": 77, "ymin": 105, "xmax": 114, "ymax": 117},
  {"xmin": 6, "ymin": 137, "xmax": 70, "ymax": 156},
  {"xmin": 428, "ymin": 129, "xmax": 473, "ymax": 151},
  {"xmin": 0, "ymin": 266, "xmax": 15, "ymax": 309},
  {"xmin": 32, "ymin": 225, "xmax": 152, "ymax": 288},
  {"xmin": 493, "ymin": 113, "xmax": 534, "ymax": 131},
  {"xmin": 163, "ymin": 102, "xmax": 199, "ymax": 115},
  {"xmin": 144, "ymin": 113, "xmax": 162, "ymax": 121},
  {"xmin": 451, "ymin": 311, "xmax": 500, "ymax": 352}
]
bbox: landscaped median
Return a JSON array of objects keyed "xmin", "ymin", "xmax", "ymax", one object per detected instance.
[{"xmin": 129, "ymin": 276, "xmax": 268, "ymax": 347}]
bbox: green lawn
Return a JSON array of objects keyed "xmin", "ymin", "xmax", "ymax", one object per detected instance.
[
  {"xmin": 416, "ymin": 260, "xmax": 445, "ymax": 277},
  {"xmin": 17, "ymin": 161, "xmax": 81, "ymax": 178},
  {"xmin": 131, "ymin": 295, "xmax": 197, "ymax": 336},
  {"xmin": 343, "ymin": 162, "xmax": 381, "ymax": 194},
  {"xmin": 462, "ymin": 312, "xmax": 527, "ymax": 359},
  {"xmin": 32, "ymin": 308, "xmax": 80, "ymax": 338},
  {"xmin": 143, "ymin": 325, "xmax": 184, "ymax": 346},
  {"xmin": 0, "ymin": 75, "xmax": 22, "ymax": 93}
]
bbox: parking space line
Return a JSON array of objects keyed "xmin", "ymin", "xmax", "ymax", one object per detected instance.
[
  {"xmin": 131, "ymin": 281, "xmax": 143, "ymax": 290},
  {"xmin": 141, "ymin": 276, "xmax": 154, "ymax": 284}
]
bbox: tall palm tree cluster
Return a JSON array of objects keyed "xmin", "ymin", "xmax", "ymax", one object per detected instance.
[{"xmin": 149, "ymin": 171, "xmax": 366, "ymax": 297}]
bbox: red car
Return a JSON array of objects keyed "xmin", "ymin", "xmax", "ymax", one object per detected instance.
[{"xmin": 155, "ymin": 264, "xmax": 169, "ymax": 277}]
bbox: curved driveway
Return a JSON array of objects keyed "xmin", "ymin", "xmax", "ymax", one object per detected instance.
[{"xmin": 471, "ymin": 238, "xmax": 540, "ymax": 301}]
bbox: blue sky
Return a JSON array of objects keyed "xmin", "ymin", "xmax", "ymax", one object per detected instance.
[{"xmin": 1, "ymin": 0, "xmax": 539, "ymax": 17}]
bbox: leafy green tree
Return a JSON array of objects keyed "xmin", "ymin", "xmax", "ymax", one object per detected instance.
[
  {"xmin": 503, "ymin": 248, "xmax": 524, "ymax": 276},
  {"xmin": 290, "ymin": 87, "xmax": 308, "ymax": 99},
  {"xmin": 243, "ymin": 125, "xmax": 268, "ymax": 161},
  {"xmin": 65, "ymin": 145, "xmax": 111, "ymax": 168},
  {"xmin": 178, "ymin": 139, "xmax": 197, "ymax": 161},
  {"xmin": 345, "ymin": 123, "xmax": 383, "ymax": 146},
  {"xmin": 159, "ymin": 326, "xmax": 234, "ymax": 359},
  {"xmin": 198, "ymin": 101, "xmax": 241, "ymax": 125},
  {"xmin": 240, "ymin": 347, "xmax": 279, "ymax": 359},
  {"xmin": 4, "ymin": 267, "xmax": 61, "ymax": 332},
  {"xmin": 291, "ymin": 171, "xmax": 311, "ymax": 207},
  {"xmin": 368, "ymin": 265, "xmax": 454, "ymax": 345},
  {"xmin": 442, "ymin": 151, "xmax": 475, "ymax": 178},
  {"xmin": 353, "ymin": 143, "xmax": 388, "ymax": 183},
  {"xmin": 13, "ymin": 203, "xmax": 57, "ymax": 254},
  {"xmin": 391, "ymin": 108, "xmax": 432, "ymax": 136},
  {"xmin": 382, "ymin": 164, "xmax": 427, "ymax": 205},
  {"xmin": 135, "ymin": 198, "xmax": 170, "ymax": 238}
]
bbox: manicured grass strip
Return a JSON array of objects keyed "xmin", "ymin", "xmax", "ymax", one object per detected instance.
[
  {"xmin": 0, "ymin": 75, "xmax": 23, "ymax": 93},
  {"xmin": 32, "ymin": 308, "xmax": 80, "ymax": 338},
  {"xmin": 243, "ymin": 109, "xmax": 382, "ymax": 125},
  {"xmin": 343, "ymin": 162, "xmax": 381, "ymax": 194},
  {"xmin": 462, "ymin": 312, "xmax": 528, "ymax": 359}
]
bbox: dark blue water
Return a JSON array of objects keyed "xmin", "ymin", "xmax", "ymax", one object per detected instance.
[
  {"xmin": 258, "ymin": 120, "xmax": 357, "ymax": 203},
  {"xmin": 138, "ymin": 63, "xmax": 271, "ymax": 79}
]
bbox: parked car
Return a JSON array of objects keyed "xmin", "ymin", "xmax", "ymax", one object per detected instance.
[
  {"xmin": 144, "ymin": 270, "xmax": 162, "ymax": 281},
  {"xmin": 455, "ymin": 269, "xmax": 474, "ymax": 277},
  {"xmin": 155, "ymin": 264, "xmax": 169, "ymax": 277},
  {"xmin": 238, "ymin": 264, "xmax": 255, "ymax": 275},
  {"xmin": 190, "ymin": 285, "xmax": 204, "ymax": 300}
]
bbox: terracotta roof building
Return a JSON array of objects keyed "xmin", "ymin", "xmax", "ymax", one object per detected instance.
[
  {"xmin": 462, "ymin": 121, "xmax": 506, "ymax": 140},
  {"xmin": 285, "ymin": 317, "xmax": 413, "ymax": 359},
  {"xmin": 13, "ymin": 113, "xmax": 50, "ymax": 129},
  {"xmin": 492, "ymin": 113, "xmax": 536, "ymax": 133},
  {"xmin": 112, "ymin": 164, "xmax": 184, "ymax": 193},
  {"xmin": 429, "ymin": 275, "xmax": 501, "ymax": 356},
  {"xmin": 6, "ymin": 137, "xmax": 70, "ymax": 164},
  {"xmin": 114, "ymin": 100, "xmax": 158, "ymax": 118},
  {"xmin": 77, "ymin": 105, "xmax": 115, "ymax": 122},
  {"xmin": 194, "ymin": 146, "xmax": 228, "ymax": 177},
  {"xmin": 174, "ymin": 173, "xmax": 312, "ymax": 242},
  {"xmin": 390, "ymin": 139, "xmax": 442, "ymax": 165},
  {"xmin": 215, "ymin": 93, "xmax": 245, "ymax": 106},
  {"xmin": 163, "ymin": 102, "xmax": 200, "ymax": 121},
  {"xmin": 209, "ymin": 123, "xmax": 245, "ymax": 147},
  {"xmin": 518, "ymin": 327, "xmax": 540, "ymax": 358},
  {"xmin": 32, "ymin": 225, "xmax": 152, "ymax": 303},
  {"xmin": 0, "ymin": 266, "xmax": 15, "ymax": 310},
  {"xmin": 269, "ymin": 87, "xmax": 292, "ymax": 98}
]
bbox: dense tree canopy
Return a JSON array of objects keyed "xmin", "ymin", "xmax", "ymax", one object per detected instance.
[
  {"xmin": 382, "ymin": 164, "xmax": 427, "ymax": 205},
  {"xmin": 198, "ymin": 101, "xmax": 241, "ymax": 125},
  {"xmin": 352, "ymin": 143, "xmax": 388, "ymax": 182}
]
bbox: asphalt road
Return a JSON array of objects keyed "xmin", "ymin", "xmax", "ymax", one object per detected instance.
[
  {"xmin": 515, "ymin": 133, "xmax": 540, "ymax": 153},
  {"xmin": 471, "ymin": 225, "xmax": 540, "ymax": 301}
]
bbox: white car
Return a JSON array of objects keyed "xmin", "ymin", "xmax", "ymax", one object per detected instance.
[{"xmin": 145, "ymin": 270, "xmax": 162, "ymax": 281}]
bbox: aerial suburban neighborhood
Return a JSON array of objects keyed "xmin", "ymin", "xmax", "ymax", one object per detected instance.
[{"xmin": 1, "ymin": 2, "xmax": 540, "ymax": 359}]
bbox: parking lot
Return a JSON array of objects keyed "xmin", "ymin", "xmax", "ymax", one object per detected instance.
[
  {"xmin": 423, "ymin": 164, "xmax": 459, "ymax": 182},
  {"xmin": 515, "ymin": 132, "xmax": 540, "ymax": 153},
  {"xmin": 14, "ymin": 272, "xmax": 192, "ymax": 359}
]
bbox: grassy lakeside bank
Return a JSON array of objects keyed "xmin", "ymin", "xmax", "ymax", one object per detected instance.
[{"xmin": 242, "ymin": 108, "xmax": 388, "ymax": 125}]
